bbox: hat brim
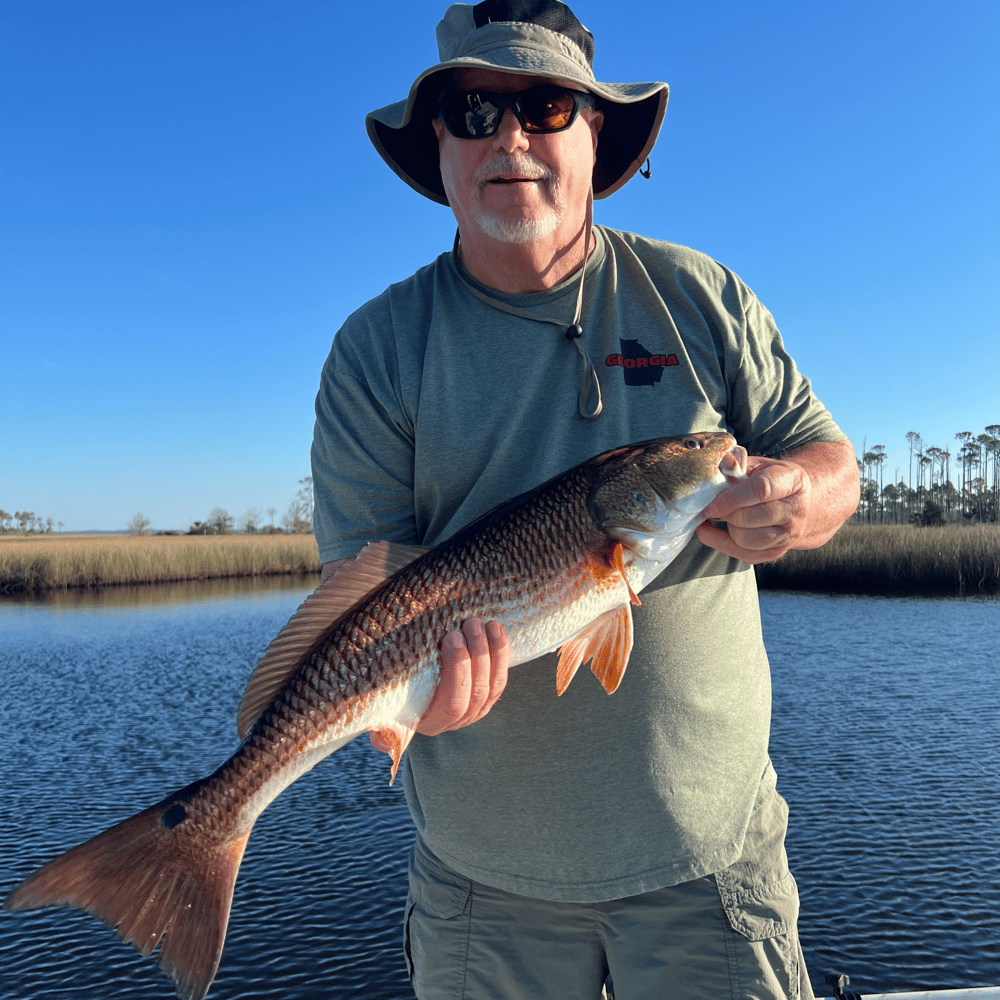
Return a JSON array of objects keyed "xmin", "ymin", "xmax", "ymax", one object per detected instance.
[{"xmin": 367, "ymin": 60, "xmax": 668, "ymax": 205}]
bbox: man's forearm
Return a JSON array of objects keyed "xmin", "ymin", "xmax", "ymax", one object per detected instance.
[{"xmin": 782, "ymin": 438, "xmax": 860, "ymax": 549}]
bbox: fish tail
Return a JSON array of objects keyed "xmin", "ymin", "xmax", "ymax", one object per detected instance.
[{"xmin": 3, "ymin": 787, "xmax": 252, "ymax": 1000}]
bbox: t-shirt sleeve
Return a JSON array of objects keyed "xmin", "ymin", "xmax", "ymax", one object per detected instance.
[
  {"xmin": 310, "ymin": 305, "xmax": 418, "ymax": 564},
  {"xmin": 727, "ymin": 282, "xmax": 846, "ymax": 458}
]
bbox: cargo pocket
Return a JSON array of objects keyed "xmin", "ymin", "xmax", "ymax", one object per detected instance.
[
  {"xmin": 713, "ymin": 775, "xmax": 812, "ymax": 999},
  {"xmin": 715, "ymin": 867, "xmax": 807, "ymax": 1000},
  {"xmin": 715, "ymin": 866, "xmax": 799, "ymax": 941},
  {"xmin": 403, "ymin": 840, "xmax": 473, "ymax": 1000}
]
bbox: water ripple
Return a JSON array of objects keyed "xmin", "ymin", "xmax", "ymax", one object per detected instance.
[{"xmin": 1, "ymin": 588, "xmax": 998, "ymax": 997}]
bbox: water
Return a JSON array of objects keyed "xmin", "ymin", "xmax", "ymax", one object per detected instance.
[
  {"xmin": 0, "ymin": 581, "xmax": 996, "ymax": 999},
  {"xmin": 763, "ymin": 591, "xmax": 1000, "ymax": 995}
]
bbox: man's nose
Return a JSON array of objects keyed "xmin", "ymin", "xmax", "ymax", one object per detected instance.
[{"xmin": 491, "ymin": 108, "xmax": 531, "ymax": 153}]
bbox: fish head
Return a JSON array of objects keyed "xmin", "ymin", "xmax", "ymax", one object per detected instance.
[{"xmin": 587, "ymin": 432, "xmax": 748, "ymax": 561}]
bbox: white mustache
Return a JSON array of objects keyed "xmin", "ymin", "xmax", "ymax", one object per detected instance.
[{"xmin": 474, "ymin": 153, "xmax": 553, "ymax": 192}]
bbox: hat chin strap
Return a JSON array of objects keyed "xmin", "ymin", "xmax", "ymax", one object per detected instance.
[{"xmin": 451, "ymin": 188, "xmax": 603, "ymax": 420}]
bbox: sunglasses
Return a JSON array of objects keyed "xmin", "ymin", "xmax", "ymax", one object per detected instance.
[{"xmin": 436, "ymin": 84, "xmax": 598, "ymax": 139}]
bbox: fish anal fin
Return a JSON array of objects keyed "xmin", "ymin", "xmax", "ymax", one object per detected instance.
[
  {"xmin": 236, "ymin": 541, "xmax": 431, "ymax": 739},
  {"xmin": 589, "ymin": 604, "xmax": 634, "ymax": 694},
  {"xmin": 555, "ymin": 603, "xmax": 635, "ymax": 696},
  {"xmin": 3, "ymin": 789, "xmax": 254, "ymax": 1000},
  {"xmin": 555, "ymin": 639, "xmax": 587, "ymax": 696},
  {"xmin": 371, "ymin": 722, "xmax": 418, "ymax": 786}
]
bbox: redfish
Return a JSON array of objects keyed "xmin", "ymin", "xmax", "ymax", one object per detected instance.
[{"xmin": 4, "ymin": 432, "xmax": 747, "ymax": 999}]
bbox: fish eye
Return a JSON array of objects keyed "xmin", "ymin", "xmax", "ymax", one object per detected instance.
[{"xmin": 683, "ymin": 437, "xmax": 701, "ymax": 450}]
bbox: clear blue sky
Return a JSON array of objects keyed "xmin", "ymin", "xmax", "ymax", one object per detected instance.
[{"xmin": 3, "ymin": 0, "xmax": 997, "ymax": 532}]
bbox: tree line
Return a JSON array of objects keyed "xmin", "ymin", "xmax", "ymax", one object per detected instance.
[
  {"xmin": 11, "ymin": 433, "xmax": 1000, "ymax": 538},
  {"xmin": 134, "ymin": 478, "xmax": 316, "ymax": 536},
  {"xmin": 0, "ymin": 511, "xmax": 64, "ymax": 534},
  {"xmin": 179, "ymin": 476, "xmax": 313, "ymax": 535},
  {"xmin": 2, "ymin": 479, "xmax": 315, "ymax": 537},
  {"xmin": 857, "ymin": 425, "xmax": 1000, "ymax": 525}
]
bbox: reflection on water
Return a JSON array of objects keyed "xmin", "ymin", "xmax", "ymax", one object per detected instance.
[
  {"xmin": 3, "ymin": 573, "xmax": 320, "ymax": 611},
  {"xmin": 0, "ymin": 585, "xmax": 997, "ymax": 998}
]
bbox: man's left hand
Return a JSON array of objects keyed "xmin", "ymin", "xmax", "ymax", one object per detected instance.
[
  {"xmin": 697, "ymin": 456, "xmax": 813, "ymax": 563},
  {"xmin": 696, "ymin": 439, "xmax": 860, "ymax": 564}
]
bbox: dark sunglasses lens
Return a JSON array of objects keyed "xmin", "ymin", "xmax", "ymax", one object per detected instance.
[
  {"xmin": 519, "ymin": 89, "xmax": 576, "ymax": 131},
  {"xmin": 440, "ymin": 93, "xmax": 503, "ymax": 138},
  {"xmin": 438, "ymin": 87, "xmax": 583, "ymax": 138}
]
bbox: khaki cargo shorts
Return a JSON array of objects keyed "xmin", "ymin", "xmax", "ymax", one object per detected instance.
[{"xmin": 403, "ymin": 785, "xmax": 814, "ymax": 1000}]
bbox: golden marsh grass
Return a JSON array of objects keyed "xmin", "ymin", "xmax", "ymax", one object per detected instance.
[
  {"xmin": 3, "ymin": 524, "xmax": 997, "ymax": 597},
  {"xmin": 0, "ymin": 534, "xmax": 320, "ymax": 595},
  {"xmin": 756, "ymin": 522, "xmax": 1000, "ymax": 596}
]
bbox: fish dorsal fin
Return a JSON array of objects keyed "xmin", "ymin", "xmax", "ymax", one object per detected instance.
[
  {"xmin": 555, "ymin": 603, "xmax": 635, "ymax": 696},
  {"xmin": 236, "ymin": 541, "xmax": 431, "ymax": 739}
]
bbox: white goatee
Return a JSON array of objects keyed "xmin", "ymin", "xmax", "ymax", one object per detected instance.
[{"xmin": 472, "ymin": 152, "xmax": 564, "ymax": 244}]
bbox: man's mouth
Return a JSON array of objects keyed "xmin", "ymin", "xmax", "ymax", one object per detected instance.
[
  {"xmin": 474, "ymin": 155, "xmax": 552, "ymax": 193},
  {"xmin": 488, "ymin": 175, "xmax": 542, "ymax": 184}
]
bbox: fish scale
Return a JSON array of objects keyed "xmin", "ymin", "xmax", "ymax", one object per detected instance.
[{"xmin": 4, "ymin": 431, "xmax": 746, "ymax": 1000}]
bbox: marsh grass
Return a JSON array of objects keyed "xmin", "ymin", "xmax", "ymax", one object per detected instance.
[
  {"xmin": 0, "ymin": 533, "xmax": 320, "ymax": 595},
  {"xmin": 3, "ymin": 525, "xmax": 998, "ymax": 598},
  {"xmin": 755, "ymin": 523, "xmax": 1000, "ymax": 596}
]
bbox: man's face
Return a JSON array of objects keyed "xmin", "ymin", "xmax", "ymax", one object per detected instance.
[{"xmin": 432, "ymin": 69, "xmax": 604, "ymax": 246}]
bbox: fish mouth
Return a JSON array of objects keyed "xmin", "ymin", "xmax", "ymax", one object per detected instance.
[
  {"xmin": 720, "ymin": 444, "xmax": 748, "ymax": 482},
  {"xmin": 646, "ymin": 442, "xmax": 747, "ymax": 517}
]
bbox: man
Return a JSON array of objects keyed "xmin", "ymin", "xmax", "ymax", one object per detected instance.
[{"xmin": 311, "ymin": 2, "xmax": 859, "ymax": 998}]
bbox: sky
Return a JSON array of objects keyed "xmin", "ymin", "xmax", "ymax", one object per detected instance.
[{"xmin": 3, "ymin": 0, "xmax": 998, "ymax": 532}]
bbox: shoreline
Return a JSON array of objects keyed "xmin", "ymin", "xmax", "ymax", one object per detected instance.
[
  {"xmin": 754, "ymin": 522, "xmax": 1000, "ymax": 597},
  {"xmin": 2, "ymin": 524, "xmax": 998, "ymax": 599},
  {"xmin": 0, "ymin": 533, "xmax": 321, "ymax": 597}
]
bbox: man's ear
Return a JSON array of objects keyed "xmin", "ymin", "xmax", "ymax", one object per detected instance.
[{"xmin": 588, "ymin": 109, "xmax": 604, "ymax": 155}]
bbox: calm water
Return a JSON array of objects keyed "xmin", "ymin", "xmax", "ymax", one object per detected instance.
[{"xmin": 0, "ymin": 580, "xmax": 997, "ymax": 999}]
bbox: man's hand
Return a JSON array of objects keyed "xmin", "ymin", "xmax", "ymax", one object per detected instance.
[
  {"xmin": 420, "ymin": 618, "xmax": 510, "ymax": 734},
  {"xmin": 696, "ymin": 439, "xmax": 860, "ymax": 564},
  {"xmin": 369, "ymin": 618, "xmax": 510, "ymax": 753},
  {"xmin": 696, "ymin": 455, "xmax": 813, "ymax": 563}
]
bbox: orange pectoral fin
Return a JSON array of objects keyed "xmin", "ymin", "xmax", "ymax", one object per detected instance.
[
  {"xmin": 555, "ymin": 603, "xmax": 635, "ymax": 696},
  {"xmin": 372, "ymin": 722, "xmax": 418, "ymax": 785},
  {"xmin": 610, "ymin": 542, "xmax": 641, "ymax": 606}
]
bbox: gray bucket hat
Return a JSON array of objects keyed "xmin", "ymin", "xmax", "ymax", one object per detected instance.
[{"xmin": 366, "ymin": 0, "xmax": 669, "ymax": 205}]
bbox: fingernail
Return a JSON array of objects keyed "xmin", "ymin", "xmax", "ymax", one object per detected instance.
[
  {"xmin": 446, "ymin": 631, "xmax": 465, "ymax": 649},
  {"xmin": 486, "ymin": 621, "xmax": 503, "ymax": 640},
  {"xmin": 467, "ymin": 618, "xmax": 484, "ymax": 636}
]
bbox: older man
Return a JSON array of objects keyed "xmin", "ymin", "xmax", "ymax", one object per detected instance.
[{"xmin": 311, "ymin": 2, "xmax": 859, "ymax": 998}]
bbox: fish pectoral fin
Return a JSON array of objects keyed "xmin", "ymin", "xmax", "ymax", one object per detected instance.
[
  {"xmin": 555, "ymin": 604, "xmax": 635, "ymax": 696},
  {"xmin": 236, "ymin": 540, "xmax": 431, "ymax": 740},
  {"xmin": 371, "ymin": 722, "xmax": 419, "ymax": 786},
  {"xmin": 610, "ymin": 542, "xmax": 641, "ymax": 606}
]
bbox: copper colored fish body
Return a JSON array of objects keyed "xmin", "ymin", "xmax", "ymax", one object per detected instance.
[{"xmin": 4, "ymin": 432, "xmax": 747, "ymax": 999}]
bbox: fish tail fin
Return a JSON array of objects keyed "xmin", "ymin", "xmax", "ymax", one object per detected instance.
[{"xmin": 3, "ymin": 790, "xmax": 252, "ymax": 1000}]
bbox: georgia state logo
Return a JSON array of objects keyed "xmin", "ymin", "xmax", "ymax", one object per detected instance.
[{"xmin": 606, "ymin": 338, "xmax": 679, "ymax": 387}]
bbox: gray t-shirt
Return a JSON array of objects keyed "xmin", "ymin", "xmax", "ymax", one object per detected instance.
[{"xmin": 311, "ymin": 226, "xmax": 843, "ymax": 902}]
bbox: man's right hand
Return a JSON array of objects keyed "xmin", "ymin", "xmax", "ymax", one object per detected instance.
[
  {"xmin": 368, "ymin": 617, "xmax": 510, "ymax": 753},
  {"xmin": 322, "ymin": 560, "xmax": 511, "ymax": 749},
  {"xmin": 417, "ymin": 618, "xmax": 510, "ymax": 735}
]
